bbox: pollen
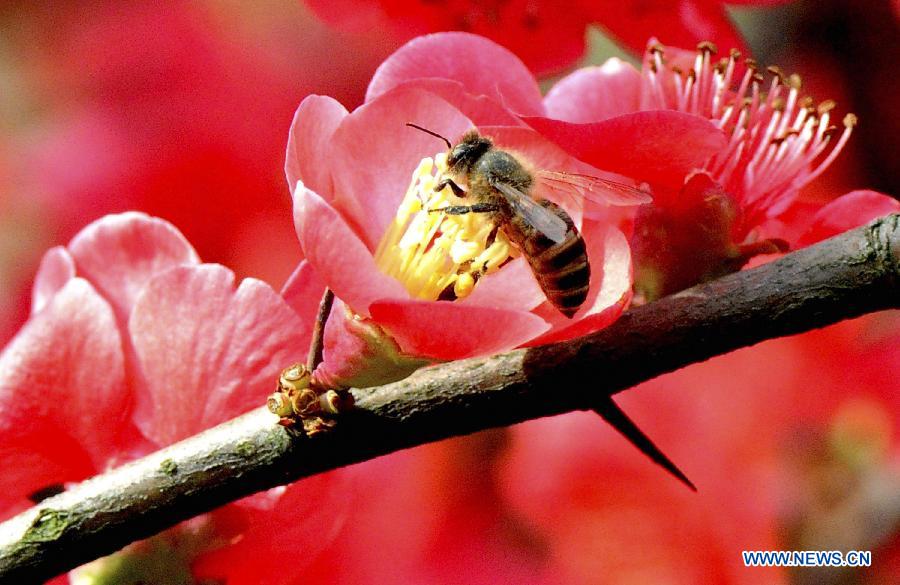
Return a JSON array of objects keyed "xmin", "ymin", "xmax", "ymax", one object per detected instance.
[{"xmin": 374, "ymin": 153, "xmax": 514, "ymax": 301}]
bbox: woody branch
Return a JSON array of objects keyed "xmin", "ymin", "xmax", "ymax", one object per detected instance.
[{"xmin": 0, "ymin": 214, "xmax": 898, "ymax": 583}]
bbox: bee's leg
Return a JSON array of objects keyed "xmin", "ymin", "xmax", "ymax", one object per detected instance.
[
  {"xmin": 434, "ymin": 178, "xmax": 467, "ymax": 198},
  {"xmin": 429, "ymin": 203, "xmax": 500, "ymax": 215}
]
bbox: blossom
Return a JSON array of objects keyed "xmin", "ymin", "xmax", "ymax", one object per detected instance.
[
  {"xmin": 284, "ymin": 32, "xmax": 727, "ymax": 388},
  {"xmin": 0, "ymin": 212, "xmax": 344, "ymax": 583},
  {"xmin": 303, "ymin": 0, "xmax": 791, "ymax": 75},
  {"xmin": 528, "ymin": 40, "xmax": 900, "ymax": 299},
  {"xmin": 1, "ymin": 1, "xmax": 392, "ymax": 349}
]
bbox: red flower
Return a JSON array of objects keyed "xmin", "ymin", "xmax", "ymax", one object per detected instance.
[
  {"xmin": 528, "ymin": 40, "xmax": 900, "ymax": 298},
  {"xmin": 0, "ymin": 213, "xmax": 344, "ymax": 583},
  {"xmin": 284, "ymin": 32, "xmax": 727, "ymax": 387},
  {"xmin": 303, "ymin": 0, "xmax": 790, "ymax": 75}
]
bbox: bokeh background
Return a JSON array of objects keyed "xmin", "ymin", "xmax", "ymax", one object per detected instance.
[{"xmin": 1, "ymin": 1, "xmax": 898, "ymax": 583}]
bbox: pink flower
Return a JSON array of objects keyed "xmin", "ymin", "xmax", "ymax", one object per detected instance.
[
  {"xmin": 284, "ymin": 32, "xmax": 727, "ymax": 387},
  {"xmin": 528, "ymin": 40, "xmax": 900, "ymax": 298},
  {"xmin": 0, "ymin": 212, "xmax": 343, "ymax": 583},
  {"xmin": 302, "ymin": 0, "xmax": 790, "ymax": 75}
]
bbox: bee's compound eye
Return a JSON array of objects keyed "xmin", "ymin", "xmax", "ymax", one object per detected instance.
[{"xmin": 447, "ymin": 145, "xmax": 464, "ymax": 167}]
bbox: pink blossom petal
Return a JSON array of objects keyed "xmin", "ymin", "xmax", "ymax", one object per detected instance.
[
  {"xmin": 524, "ymin": 111, "xmax": 727, "ymax": 189},
  {"xmin": 67, "ymin": 212, "xmax": 200, "ymax": 322},
  {"xmin": 192, "ymin": 471, "xmax": 353, "ymax": 584},
  {"xmin": 0, "ymin": 278, "xmax": 128, "ymax": 512},
  {"xmin": 461, "ymin": 257, "xmax": 545, "ymax": 312},
  {"xmin": 386, "ymin": 78, "xmax": 524, "ymax": 126},
  {"xmin": 280, "ymin": 260, "xmax": 328, "ymax": 325},
  {"xmin": 285, "ymin": 94, "xmax": 348, "ymax": 199},
  {"xmin": 329, "ymin": 87, "xmax": 473, "ymax": 248},
  {"xmin": 369, "ymin": 299, "xmax": 549, "ymax": 360},
  {"xmin": 797, "ymin": 191, "xmax": 900, "ymax": 248},
  {"xmin": 527, "ymin": 225, "xmax": 632, "ymax": 345},
  {"xmin": 293, "ymin": 185, "xmax": 407, "ymax": 316},
  {"xmin": 129, "ymin": 265, "xmax": 309, "ymax": 445},
  {"xmin": 544, "ymin": 58, "xmax": 642, "ymax": 123},
  {"xmin": 31, "ymin": 246, "xmax": 76, "ymax": 315},
  {"xmin": 366, "ymin": 32, "xmax": 544, "ymax": 116}
]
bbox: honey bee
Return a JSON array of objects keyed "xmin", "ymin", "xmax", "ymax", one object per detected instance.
[{"xmin": 407, "ymin": 124, "xmax": 651, "ymax": 318}]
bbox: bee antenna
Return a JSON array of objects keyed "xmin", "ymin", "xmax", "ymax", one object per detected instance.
[{"xmin": 406, "ymin": 123, "xmax": 452, "ymax": 150}]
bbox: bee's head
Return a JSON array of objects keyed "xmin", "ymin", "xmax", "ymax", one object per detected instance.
[{"xmin": 447, "ymin": 131, "xmax": 492, "ymax": 174}]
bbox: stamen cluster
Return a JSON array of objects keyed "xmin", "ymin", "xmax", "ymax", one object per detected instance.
[
  {"xmin": 374, "ymin": 154, "xmax": 514, "ymax": 301},
  {"xmin": 641, "ymin": 41, "xmax": 856, "ymax": 228}
]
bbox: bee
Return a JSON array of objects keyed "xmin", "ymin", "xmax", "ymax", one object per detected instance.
[{"xmin": 407, "ymin": 124, "xmax": 651, "ymax": 318}]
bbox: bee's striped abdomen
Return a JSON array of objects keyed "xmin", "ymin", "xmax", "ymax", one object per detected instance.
[{"xmin": 505, "ymin": 200, "xmax": 591, "ymax": 319}]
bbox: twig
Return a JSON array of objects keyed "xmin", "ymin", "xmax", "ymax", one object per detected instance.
[
  {"xmin": 306, "ymin": 288, "xmax": 334, "ymax": 371},
  {"xmin": 0, "ymin": 215, "xmax": 898, "ymax": 582}
]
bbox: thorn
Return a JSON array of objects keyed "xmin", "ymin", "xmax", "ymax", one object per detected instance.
[{"xmin": 593, "ymin": 398, "xmax": 697, "ymax": 491}]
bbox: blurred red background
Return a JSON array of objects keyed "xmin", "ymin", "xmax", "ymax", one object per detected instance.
[{"xmin": 1, "ymin": 1, "xmax": 897, "ymax": 583}]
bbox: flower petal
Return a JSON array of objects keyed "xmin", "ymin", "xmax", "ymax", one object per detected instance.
[
  {"xmin": 461, "ymin": 257, "xmax": 545, "ymax": 312},
  {"xmin": 329, "ymin": 87, "xmax": 473, "ymax": 248},
  {"xmin": 796, "ymin": 191, "xmax": 900, "ymax": 248},
  {"xmin": 527, "ymin": 225, "xmax": 632, "ymax": 345},
  {"xmin": 544, "ymin": 58, "xmax": 642, "ymax": 123},
  {"xmin": 280, "ymin": 260, "xmax": 328, "ymax": 325},
  {"xmin": 366, "ymin": 32, "xmax": 544, "ymax": 116},
  {"xmin": 31, "ymin": 246, "xmax": 76, "ymax": 315},
  {"xmin": 369, "ymin": 299, "xmax": 549, "ymax": 361},
  {"xmin": 524, "ymin": 111, "xmax": 727, "ymax": 189},
  {"xmin": 67, "ymin": 212, "xmax": 200, "ymax": 322},
  {"xmin": 285, "ymin": 94, "xmax": 348, "ymax": 199},
  {"xmin": 385, "ymin": 78, "xmax": 524, "ymax": 126},
  {"xmin": 129, "ymin": 265, "xmax": 309, "ymax": 445},
  {"xmin": 293, "ymin": 184, "xmax": 407, "ymax": 316},
  {"xmin": 0, "ymin": 278, "xmax": 128, "ymax": 514}
]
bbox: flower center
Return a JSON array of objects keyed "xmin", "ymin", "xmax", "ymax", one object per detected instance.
[
  {"xmin": 641, "ymin": 41, "xmax": 856, "ymax": 227},
  {"xmin": 374, "ymin": 153, "xmax": 514, "ymax": 301}
]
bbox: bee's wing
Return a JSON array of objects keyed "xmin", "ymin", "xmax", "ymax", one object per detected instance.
[
  {"xmin": 536, "ymin": 170, "xmax": 652, "ymax": 207},
  {"xmin": 491, "ymin": 180, "xmax": 569, "ymax": 244}
]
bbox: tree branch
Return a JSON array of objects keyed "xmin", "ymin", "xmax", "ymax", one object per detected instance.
[{"xmin": 1, "ymin": 215, "xmax": 898, "ymax": 582}]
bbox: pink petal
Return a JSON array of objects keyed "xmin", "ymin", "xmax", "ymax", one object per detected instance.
[
  {"xmin": 527, "ymin": 225, "xmax": 632, "ymax": 345},
  {"xmin": 293, "ymin": 185, "xmax": 407, "ymax": 316},
  {"xmin": 369, "ymin": 299, "xmax": 549, "ymax": 361},
  {"xmin": 524, "ymin": 111, "xmax": 727, "ymax": 189},
  {"xmin": 31, "ymin": 246, "xmax": 76, "ymax": 315},
  {"xmin": 129, "ymin": 265, "xmax": 309, "ymax": 445},
  {"xmin": 192, "ymin": 471, "xmax": 352, "ymax": 584},
  {"xmin": 329, "ymin": 87, "xmax": 473, "ymax": 248},
  {"xmin": 67, "ymin": 212, "xmax": 200, "ymax": 322},
  {"xmin": 285, "ymin": 94, "xmax": 348, "ymax": 199},
  {"xmin": 461, "ymin": 257, "xmax": 545, "ymax": 312},
  {"xmin": 280, "ymin": 260, "xmax": 328, "ymax": 326},
  {"xmin": 0, "ymin": 278, "xmax": 129, "ymax": 513},
  {"xmin": 544, "ymin": 58, "xmax": 642, "ymax": 123},
  {"xmin": 796, "ymin": 191, "xmax": 900, "ymax": 248},
  {"xmin": 366, "ymin": 32, "xmax": 544, "ymax": 116},
  {"xmin": 385, "ymin": 78, "xmax": 524, "ymax": 126}
]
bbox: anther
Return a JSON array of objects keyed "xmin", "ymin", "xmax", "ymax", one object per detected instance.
[
  {"xmin": 767, "ymin": 65, "xmax": 784, "ymax": 82},
  {"xmin": 729, "ymin": 48, "xmax": 742, "ymax": 60},
  {"xmin": 843, "ymin": 113, "xmax": 858, "ymax": 128},
  {"xmin": 817, "ymin": 100, "xmax": 836, "ymax": 115},
  {"xmin": 697, "ymin": 41, "xmax": 718, "ymax": 54},
  {"xmin": 649, "ymin": 42, "xmax": 665, "ymax": 54},
  {"xmin": 787, "ymin": 73, "xmax": 802, "ymax": 90}
]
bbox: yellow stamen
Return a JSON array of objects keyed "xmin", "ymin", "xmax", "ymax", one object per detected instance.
[{"xmin": 374, "ymin": 153, "xmax": 515, "ymax": 301}]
